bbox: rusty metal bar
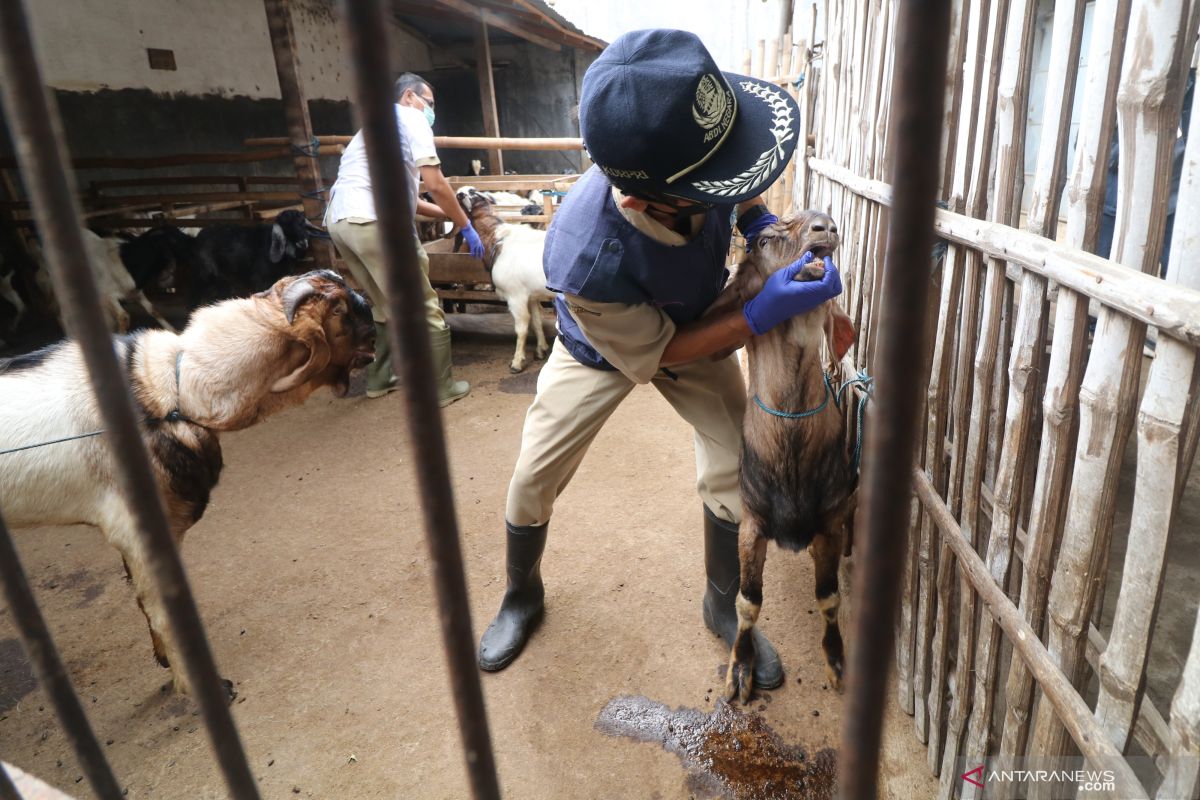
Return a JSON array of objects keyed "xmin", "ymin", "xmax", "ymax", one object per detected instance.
[
  {"xmin": 0, "ymin": 515, "xmax": 122, "ymax": 799},
  {"xmin": 0, "ymin": 3, "xmax": 259, "ymax": 798},
  {"xmin": 836, "ymin": 0, "xmax": 952, "ymax": 798},
  {"xmin": 338, "ymin": 2, "xmax": 501, "ymax": 799}
]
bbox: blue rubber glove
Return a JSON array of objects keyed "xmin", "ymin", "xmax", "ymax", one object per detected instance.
[
  {"xmin": 741, "ymin": 212, "xmax": 779, "ymax": 252},
  {"xmin": 461, "ymin": 223, "xmax": 485, "ymax": 260},
  {"xmin": 743, "ymin": 252, "xmax": 843, "ymax": 335}
]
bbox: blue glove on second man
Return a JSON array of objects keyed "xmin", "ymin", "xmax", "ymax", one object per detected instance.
[
  {"xmin": 461, "ymin": 223, "xmax": 485, "ymax": 260},
  {"xmin": 742, "ymin": 251, "xmax": 843, "ymax": 336}
]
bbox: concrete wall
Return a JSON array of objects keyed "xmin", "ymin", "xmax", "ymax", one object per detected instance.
[
  {"xmin": 0, "ymin": 0, "xmax": 431, "ymax": 183},
  {"xmin": 0, "ymin": 0, "xmax": 593, "ymax": 186},
  {"xmin": 22, "ymin": 0, "xmax": 431, "ymax": 101}
]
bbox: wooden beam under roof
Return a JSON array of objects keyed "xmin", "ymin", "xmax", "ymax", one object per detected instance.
[
  {"xmin": 475, "ymin": 18, "xmax": 503, "ymax": 175},
  {"xmin": 485, "ymin": 0, "xmax": 605, "ymax": 50},
  {"xmin": 426, "ymin": 0, "xmax": 562, "ymax": 50},
  {"xmin": 391, "ymin": 15, "xmax": 472, "ymax": 70}
]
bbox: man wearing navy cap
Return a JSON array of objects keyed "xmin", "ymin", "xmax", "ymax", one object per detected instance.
[{"xmin": 478, "ymin": 29, "xmax": 843, "ymax": 690}]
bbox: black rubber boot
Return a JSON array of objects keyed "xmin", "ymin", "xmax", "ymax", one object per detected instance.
[
  {"xmin": 701, "ymin": 506, "xmax": 785, "ymax": 690},
  {"xmin": 479, "ymin": 522, "xmax": 547, "ymax": 671}
]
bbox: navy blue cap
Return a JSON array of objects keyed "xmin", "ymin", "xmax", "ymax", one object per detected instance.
[{"xmin": 579, "ymin": 29, "xmax": 800, "ymax": 205}]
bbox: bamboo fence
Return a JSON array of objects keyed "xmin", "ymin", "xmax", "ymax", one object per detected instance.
[{"xmin": 748, "ymin": 1, "xmax": 1200, "ymax": 797}]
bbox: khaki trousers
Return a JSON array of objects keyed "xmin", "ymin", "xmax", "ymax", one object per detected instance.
[
  {"xmin": 329, "ymin": 217, "xmax": 445, "ymax": 330},
  {"xmin": 506, "ymin": 338, "xmax": 746, "ymax": 527}
]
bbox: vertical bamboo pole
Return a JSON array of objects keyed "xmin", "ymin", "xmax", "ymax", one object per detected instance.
[
  {"xmin": 1025, "ymin": 0, "xmax": 1089, "ymax": 238},
  {"xmin": 956, "ymin": 0, "xmax": 1052, "ymax": 791},
  {"xmin": 1089, "ymin": 341, "xmax": 1196, "ymax": 749},
  {"xmin": 960, "ymin": 278, "xmax": 1047, "ymax": 800},
  {"xmin": 264, "ymin": 0, "xmax": 333, "ymax": 269},
  {"xmin": 1165, "ymin": 59, "xmax": 1200, "ymax": 517},
  {"xmin": 936, "ymin": 2, "xmax": 1011, "ymax": 792},
  {"xmin": 1158, "ymin": 602, "xmax": 1200, "ymax": 799},
  {"xmin": 940, "ymin": 0, "xmax": 971, "ymax": 199},
  {"xmin": 995, "ymin": 288, "xmax": 1089, "ymax": 800},
  {"xmin": 925, "ymin": 0, "xmax": 992, "ymax": 775},
  {"xmin": 475, "ymin": 19, "xmax": 503, "ymax": 177}
]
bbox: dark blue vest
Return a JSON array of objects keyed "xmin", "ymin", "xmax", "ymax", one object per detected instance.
[{"xmin": 543, "ymin": 167, "xmax": 735, "ymax": 370}]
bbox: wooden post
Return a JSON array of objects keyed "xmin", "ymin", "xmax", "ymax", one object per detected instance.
[
  {"xmin": 475, "ymin": 19, "xmax": 503, "ymax": 176},
  {"xmin": 263, "ymin": 0, "xmax": 332, "ymax": 268}
]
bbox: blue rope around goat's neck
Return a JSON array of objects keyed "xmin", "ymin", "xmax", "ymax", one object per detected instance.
[
  {"xmin": 752, "ymin": 372, "xmax": 834, "ymax": 419},
  {"xmin": 832, "ymin": 369, "xmax": 875, "ymax": 471},
  {"xmin": 0, "ymin": 350, "xmax": 203, "ymax": 457},
  {"xmin": 751, "ymin": 369, "xmax": 875, "ymax": 472}
]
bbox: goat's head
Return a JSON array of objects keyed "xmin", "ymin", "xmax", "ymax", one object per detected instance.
[
  {"xmin": 454, "ymin": 186, "xmax": 494, "ymax": 220},
  {"xmin": 745, "ymin": 210, "xmax": 853, "ymax": 359},
  {"xmin": 260, "ymin": 269, "xmax": 376, "ymax": 396},
  {"xmin": 269, "ymin": 210, "xmax": 311, "ymax": 264}
]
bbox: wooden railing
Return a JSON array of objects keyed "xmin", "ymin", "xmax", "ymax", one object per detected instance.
[{"xmin": 750, "ymin": 1, "xmax": 1200, "ymax": 798}]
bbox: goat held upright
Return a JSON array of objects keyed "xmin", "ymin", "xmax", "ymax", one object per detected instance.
[
  {"xmin": 719, "ymin": 211, "xmax": 860, "ymax": 703},
  {"xmin": 0, "ymin": 270, "xmax": 375, "ymax": 697},
  {"xmin": 456, "ymin": 187, "xmax": 554, "ymax": 372}
]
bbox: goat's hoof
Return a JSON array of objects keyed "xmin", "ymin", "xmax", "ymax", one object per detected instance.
[
  {"xmin": 509, "ymin": 363, "xmax": 525, "ymax": 374},
  {"xmin": 825, "ymin": 662, "xmax": 844, "ymax": 694},
  {"xmin": 725, "ymin": 658, "xmax": 754, "ymax": 705},
  {"xmin": 222, "ymin": 679, "xmax": 238, "ymax": 704},
  {"xmin": 536, "ymin": 347, "xmax": 549, "ymax": 360}
]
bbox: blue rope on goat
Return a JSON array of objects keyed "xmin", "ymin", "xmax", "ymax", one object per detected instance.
[
  {"xmin": 752, "ymin": 372, "xmax": 833, "ymax": 419},
  {"xmin": 833, "ymin": 369, "xmax": 874, "ymax": 471},
  {"xmin": 0, "ymin": 429, "xmax": 106, "ymax": 456}
]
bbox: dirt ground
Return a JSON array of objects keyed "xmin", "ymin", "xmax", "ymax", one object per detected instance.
[{"xmin": 0, "ymin": 311, "xmax": 937, "ymax": 799}]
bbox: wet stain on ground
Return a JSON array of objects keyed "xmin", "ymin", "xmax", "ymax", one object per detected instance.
[
  {"xmin": 498, "ymin": 367, "xmax": 540, "ymax": 395},
  {"xmin": 39, "ymin": 568, "xmax": 106, "ymax": 609},
  {"xmin": 0, "ymin": 638, "xmax": 37, "ymax": 715},
  {"xmin": 596, "ymin": 695, "xmax": 837, "ymax": 800}
]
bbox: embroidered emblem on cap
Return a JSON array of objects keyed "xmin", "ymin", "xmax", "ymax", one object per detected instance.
[
  {"xmin": 692, "ymin": 74, "xmax": 727, "ymax": 131},
  {"xmin": 691, "ymin": 80, "xmax": 795, "ymax": 197}
]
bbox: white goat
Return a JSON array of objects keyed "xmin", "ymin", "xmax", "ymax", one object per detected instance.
[
  {"xmin": 457, "ymin": 187, "xmax": 554, "ymax": 373},
  {"xmin": 0, "ymin": 270, "xmax": 375, "ymax": 696},
  {"xmin": 82, "ymin": 230, "xmax": 179, "ymax": 333}
]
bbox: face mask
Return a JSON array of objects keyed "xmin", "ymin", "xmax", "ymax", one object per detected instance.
[{"xmin": 423, "ymin": 105, "xmax": 435, "ymax": 128}]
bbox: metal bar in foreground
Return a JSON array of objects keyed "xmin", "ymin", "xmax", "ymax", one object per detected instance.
[
  {"xmin": 836, "ymin": 1, "xmax": 953, "ymax": 798},
  {"xmin": 338, "ymin": 2, "xmax": 501, "ymax": 799},
  {"xmin": 0, "ymin": 3, "xmax": 258, "ymax": 797}
]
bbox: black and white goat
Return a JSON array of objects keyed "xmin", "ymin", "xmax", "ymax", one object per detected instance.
[
  {"xmin": 713, "ymin": 211, "xmax": 861, "ymax": 703},
  {"xmin": 187, "ymin": 209, "xmax": 312, "ymax": 306},
  {"xmin": 0, "ymin": 270, "xmax": 375, "ymax": 696},
  {"xmin": 456, "ymin": 187, "xmax": 553, "ymax": 373},
  {"xmin": 79, "ymin": 228, "xmax": 184, "ymax": 333}
]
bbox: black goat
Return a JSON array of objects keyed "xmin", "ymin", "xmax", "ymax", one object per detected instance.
[
  {"xmin": 118, "ymin": 226, "xmax": 194, "ymax": 291},
  {"xmin": 187, "ymin": 210, "xmax": 311, "ymax": 306}
]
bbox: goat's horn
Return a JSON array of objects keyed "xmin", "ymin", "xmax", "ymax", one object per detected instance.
[{"xmin": 281, "ymin": 277, "xmax": 319, "ymax": 324}]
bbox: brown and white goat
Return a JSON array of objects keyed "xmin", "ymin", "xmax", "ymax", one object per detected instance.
[
  {"xmin": 0, "ymin": 270, "xmax": 375, "ymax": 696},
  {"xmin": 456, "ymin": 187, "xmax": 554, "ymax": 372},
  {"xmin": 719, "ymin": 211, "xmax": 859, "ymax": 703}
]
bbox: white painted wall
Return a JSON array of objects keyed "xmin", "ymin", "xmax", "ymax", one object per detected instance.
[
  {"xmin": 546, "ymin": 0, "xmax": 797, "ymax": 74},
  {"xmin": 23, "ymin": 0, "xmax": 431, "ymax": 101}
]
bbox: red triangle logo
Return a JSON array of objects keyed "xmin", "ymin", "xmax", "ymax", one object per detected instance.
[{"xmin": 961, "ymin": 765, "xmax": 985, "ymax": 789}]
